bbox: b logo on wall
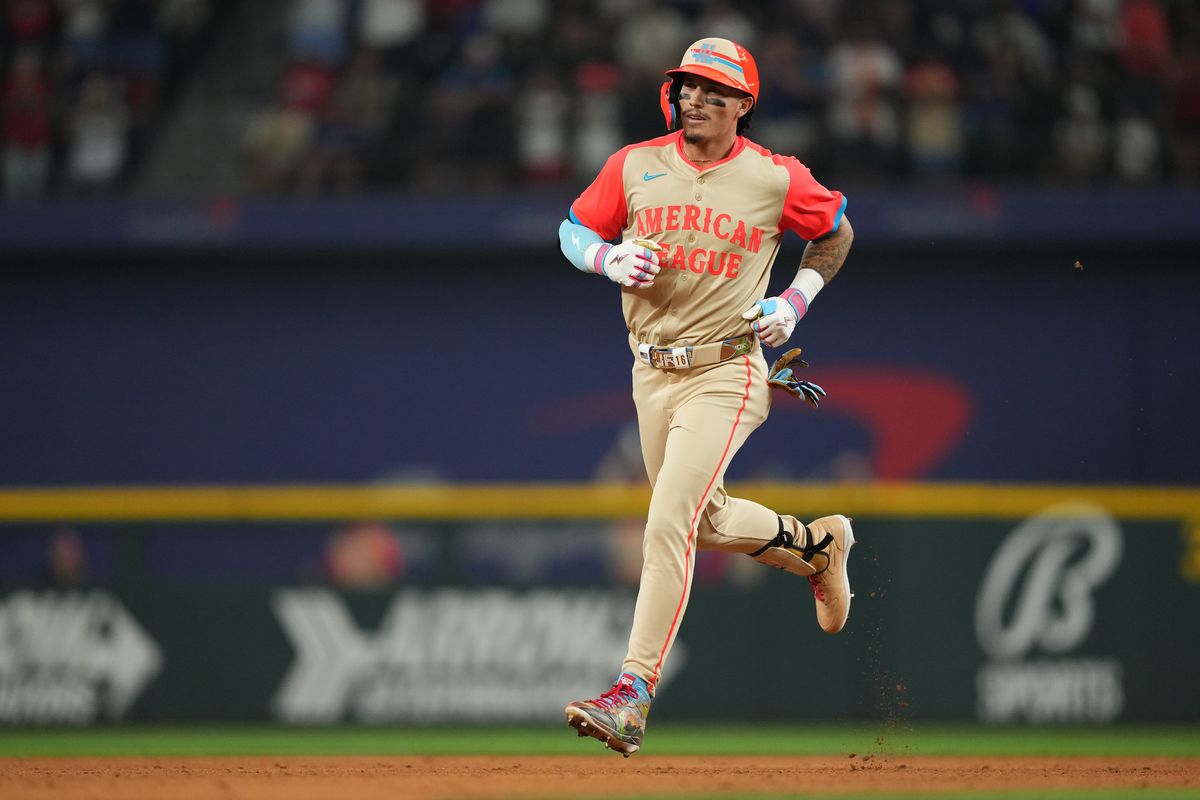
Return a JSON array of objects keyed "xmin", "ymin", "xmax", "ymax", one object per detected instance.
[
  {"xmin": 0, "ymin": 590, "xmax": 163, "ymax": 724},
  {"xmin": 271, "ymin": 588, "xmax": 685, "ymax": 723},
  {"xmin": 974, "ymin": 504, "xmax": 1123, "ymax": 723}
]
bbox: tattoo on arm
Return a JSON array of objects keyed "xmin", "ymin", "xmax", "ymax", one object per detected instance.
[{"xmin": 800, "ymin": 217, "xmax": 854, "ymax": 284}]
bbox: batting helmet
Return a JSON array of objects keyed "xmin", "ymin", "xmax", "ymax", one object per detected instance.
[{"xmin": 660, "ymin": 38, "xmax": 759, "ymax": 131}]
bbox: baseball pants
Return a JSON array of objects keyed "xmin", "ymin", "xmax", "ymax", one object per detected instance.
[{"xmin": 623, "ymin": 347, "xmax": 811, "ymax": 686}]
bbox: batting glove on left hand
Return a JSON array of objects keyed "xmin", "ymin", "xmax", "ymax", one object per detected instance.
[{"xmin": 742, "ymin": 288, "xmax": 807, "ymax": 348}]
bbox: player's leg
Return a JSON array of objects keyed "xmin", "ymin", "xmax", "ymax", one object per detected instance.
[
  {"xmin": 622, "ymin": 355, "xmax": 769, "ymax": 686},
  {"xmin": 566, "ymin": 356, "xmax": 767, "ymax": 755},
  {"xmin": 685, "ymin": 363, "xmax": 856, "ymax": 633},
  {"xmin": 691, "ymin": 458, "xmax": 856, "ymax": 633},
  {"xmin": 565, "ymin": 360, "xmax": 668, "ymax": 756},
  {"xmin": 699, "ymin": 496, "xmax": 856, "ymax": 634},
  {"xmin": 632, "ymin": 360, "xmax": 670, "ymax": 487},
  {"xmin": 695, "ymin": 487, "xmax": 781, "ymax": 552}
]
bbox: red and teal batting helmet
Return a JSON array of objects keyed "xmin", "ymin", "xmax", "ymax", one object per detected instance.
[{"xmin": 660, "ymin": 38, "xmax": 760, "ymax": 130}]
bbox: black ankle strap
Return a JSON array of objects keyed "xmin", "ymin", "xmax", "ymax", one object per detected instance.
[{"xmin": 748, "ymin": 518, "xmax": 832, "ymax": 563}]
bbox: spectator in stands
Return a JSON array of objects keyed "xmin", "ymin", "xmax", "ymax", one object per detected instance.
[
  {"xmin": 280, "ymin": 54, "xmax": 338, "ymax": 117},
  {"xmin": 242, "ymin": 100, "xmax": 314, "ymax": 194},
  {"xmin": 39, "ymin": 526, "xmax": 90, "ymax": 588},
  {"xmin": 2, "ymin": 47, "xmax": 54, "ymax": 200},
  {"xmin": 355, "ymin": 0, "xmax": 425, "ymax": 69},
  {"xmin": 611, "ymin": 0, "xmax": 688, "ymax": 83},
  {"xmin": 415, "ymin": 31, "xmax": 515, "ymax": 191},
  {"xmin": 1052, "ymin": 82, "xmax": 1110, "ymax": 184},
  {"xmin": 515, "ymin": 62, "xmax": 568, "ymax": 185},
  {"xmin": 112, "ymin": 2, "xmax": 165, "ymax": 158},
  {"xmin": 295, "ymin": 47, "xmax": 396, "ymax": 195},
  {"xmin": 825, "ymin": 16, "xmax": 904, "ymax": 181},
  {"xmin": 905, "ymin": 52, "xmax": 964, "ymax": 180},
  {"xmin": 751, "ymin": 29, "xmax": 827, "ymax": 161},
  {"xmin": 247, "ymin": 49, "xmax": 339, "ymax": 192},
  {"xmin": 570, "ymin": 60, "xmax": 623, "ymax": 180},
  {"xmin": 59, "ymin": 0, "xmax": 109, "ymax": 74},
  {"xmin": 287, "ymin": 0, "xmax": 350, "ymax": 67},
  {"xmin": 61, "ymin": 71, "xmax": 132, "ymax": 194},
  {"xmin": 1113, "ymin": 103, "xmax": 1164, "ymax": 183},
  {"xmin": 323, "ymin": 521, "xmax": 405, "ymax": 589}
]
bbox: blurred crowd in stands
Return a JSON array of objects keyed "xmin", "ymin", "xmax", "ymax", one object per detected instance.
[
  {"xmin": 1, "ymin": 0, "xmax": 226, "ymax": 200},
  {"xmin": 6, "ymin": 0, "xmax": 1200, "ymax": 201}
]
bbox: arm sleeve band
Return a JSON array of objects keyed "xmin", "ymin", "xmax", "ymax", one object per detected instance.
[{"xmin": 559, "ymin": 218, "xmax": 607, "ymax": 273}]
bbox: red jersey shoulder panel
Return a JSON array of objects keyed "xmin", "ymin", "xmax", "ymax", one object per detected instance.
[
  {"xmin": 742, "ymin": 139, "xmax": 846, "ymax": 241},
  {"xmin": 571, "ymin": 134, "xmax": 679, "ymax": 240}
]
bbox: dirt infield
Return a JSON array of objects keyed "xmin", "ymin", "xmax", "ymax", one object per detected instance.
[{"xmin": 3, "ymin": 755, "xmax": 1199, "ymax": 799}]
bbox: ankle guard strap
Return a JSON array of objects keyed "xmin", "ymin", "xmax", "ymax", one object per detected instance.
[{"xmin": 748, "ymin": 520, "xmax": 835, "ymax": 575}]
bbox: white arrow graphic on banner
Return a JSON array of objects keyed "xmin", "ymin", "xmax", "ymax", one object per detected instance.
[
  {"xmin": 272, "ymin": 590, "xmax": 373, "ymax": 722},
  {"xmin": 0, "ymin": 590, "xmax": 162, "ymax": 721}
]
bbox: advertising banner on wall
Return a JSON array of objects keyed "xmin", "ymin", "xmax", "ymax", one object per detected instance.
[
  {"xmin": 0, "ymin": 590, "xmax": 162, "ymax": 724},
  {"xmin": 1, "ymin": 506, "xmax": 1196, "ymax": 725}
]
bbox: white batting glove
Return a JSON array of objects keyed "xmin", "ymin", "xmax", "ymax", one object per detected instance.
[
  {"xmin": 742, "ymin": 288, "xmax": 807, "ymax": 348},
  {"xmin": 586, "ymin": 239, "xmax": 662, "ymax": 289}
]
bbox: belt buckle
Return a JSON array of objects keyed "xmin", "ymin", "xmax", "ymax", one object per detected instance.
[{"xmin": 653, "ymin": 347, "xmax": 693, "ymax": 370}]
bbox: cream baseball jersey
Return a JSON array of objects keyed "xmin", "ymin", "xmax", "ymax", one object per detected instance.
[{"xmin": 569, "ymin": 130, "xmax": 847, "ymax": 346}]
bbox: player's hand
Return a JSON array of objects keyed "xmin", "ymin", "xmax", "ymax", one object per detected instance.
[
  {"xmin": 599, "ymin": 239, "xmax": 662, "ymax": 289},
  {"xmin": 741, "ymin": 294, "xmax": 799, "ymax": 348}
]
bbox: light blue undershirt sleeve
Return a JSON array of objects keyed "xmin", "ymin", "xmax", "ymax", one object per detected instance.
[{"xmin": 559, "ymin": 218, "xmax": 605, "ymax": 273}]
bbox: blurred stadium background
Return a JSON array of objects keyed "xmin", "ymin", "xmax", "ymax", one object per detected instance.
[{"xmin": 1, "ymin": 0, "xmax": 1198, "ymax": 741}]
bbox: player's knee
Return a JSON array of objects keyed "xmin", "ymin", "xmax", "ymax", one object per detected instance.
[{"xmin": 640, "ymin": 521, "xmax": 689, "ymax": 556}]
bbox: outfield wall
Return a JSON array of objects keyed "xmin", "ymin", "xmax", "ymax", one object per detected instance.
[{"xmin": 1, "ymin": 483, "xmax": 1197, "ymax": 726}]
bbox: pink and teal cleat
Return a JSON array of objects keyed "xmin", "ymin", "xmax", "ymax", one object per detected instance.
[{"xmin": 565, "ymin": 672, "xmax": 653, "ymax": 757}]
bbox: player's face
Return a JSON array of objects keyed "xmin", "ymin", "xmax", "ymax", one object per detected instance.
[{"xmin": 678, "ymin": 76, "xmax": 752, "ymax": 143}]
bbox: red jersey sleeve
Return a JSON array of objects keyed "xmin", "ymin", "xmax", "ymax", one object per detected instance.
[
  {"xmin": 569, "ymin": 147, "xmax": 631, "ymax": 241},
  {"xmin": 775, "ymin": 155, "xmax": 847, "ymax": 241}
]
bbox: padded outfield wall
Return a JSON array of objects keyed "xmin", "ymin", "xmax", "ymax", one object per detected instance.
[{"xmin": 0, "ymin": 486, "xmax": 1198, "ymax": 725}]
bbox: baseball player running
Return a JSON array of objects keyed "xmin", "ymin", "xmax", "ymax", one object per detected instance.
[{"xmin": 557, "ymin": 38, "xmax": 856, "ymax": 756}]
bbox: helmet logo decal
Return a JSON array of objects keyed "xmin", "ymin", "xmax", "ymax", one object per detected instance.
[{"xmin": 689, "ymin": 42, "xmax": 745, "ymax": 75}]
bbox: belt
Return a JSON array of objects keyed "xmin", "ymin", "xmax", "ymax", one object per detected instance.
[{"xmin": 631, "ymin": 333, "xmax": 754, "ymax": 370}]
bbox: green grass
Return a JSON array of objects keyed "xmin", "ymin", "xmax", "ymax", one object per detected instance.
[{"xmin": 0, "ymin": 723, "xmax": 1197, "ymax": 759}]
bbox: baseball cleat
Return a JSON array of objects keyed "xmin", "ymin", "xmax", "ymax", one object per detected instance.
[
  {"xmin": 565, "ymin": 672, "xmax": 652, "ymax": 756},
  {"xmin": 804, "ymin": 515, "xmax": 855, "ymax": 634}
]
